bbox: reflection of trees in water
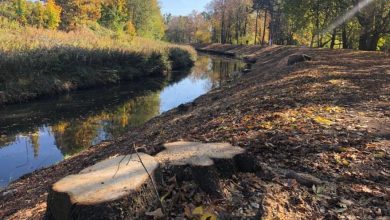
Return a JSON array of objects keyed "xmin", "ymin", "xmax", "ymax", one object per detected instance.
[
  {"xmin": 51, "ymin": 118, "xmax": 102, "ymax": 157},
  {"xmin": 28, "ymin": 130, "xmax": 40, "ymax": 158},
  {"xmin": 0, "ymin": 135, "xmax": 17, "ymax": 148},
  {"xmin": 103, "ymin": 92, "xmax": 160, "ymax": 138},
  {"xmin": 0, "ymin": 55, "xmax": 245, "ymax": 159},
  {"xmin": 0, "ymin": 129, "xmax": 40, "ymax": 158},
  {"xmin": 50, "ymin": 92, "xmax": 161, "ymax": 157},
  {"xmin": 190, "ymin": 55, "xmax": 245, "ymax": 88}
]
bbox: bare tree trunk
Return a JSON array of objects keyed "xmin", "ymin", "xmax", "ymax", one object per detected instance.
[
  {"xmin": 235, "ymin": 12, "xmax": 240, "ymax": 44},
  {"xmin": 310, "ymin": 34, "xmax": 315, "ymax": 48},
  {"xmin": 342, "ymin": 25, "xmax": 349, "ymax": 49},
  {"xmin": 261, "ymin": 10, "xmax": 268, "ymax": 45},
  {"xmin": 330, "ymin": 29, "xmax": 337, "ymax": 49},
  {"xmin": 254, "ymin": 9, "xmax": 259, "ymax": 45}
]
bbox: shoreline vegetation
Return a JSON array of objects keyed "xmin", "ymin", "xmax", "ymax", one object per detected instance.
[
  {"xmin": 1, "ymin": 44, "xmax": 389, "ymax": 219},
  {"xmin": 0, "ymin": 18, "xmax": 195, "ymax": 105}
]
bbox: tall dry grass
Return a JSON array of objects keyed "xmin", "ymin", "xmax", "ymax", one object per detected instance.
[{"xmin": 0, "ymin": 18, "xmax": 196, "ymax": 104}]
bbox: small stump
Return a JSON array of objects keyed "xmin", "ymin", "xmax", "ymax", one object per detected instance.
[
  {"xmin": 155, "ymin": 141, "xmax": 254, "ymax": 196},
  {"xmin": 287, "ymin": 54, "xmax": 312, "ymax": 65},
  {"xmin": 47, "ymin": 153, "xmax": 159, "ymax": 220}
]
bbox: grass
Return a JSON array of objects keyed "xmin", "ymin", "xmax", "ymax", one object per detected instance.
[{"xmin": 0, "ymin": 18, "xmax": 196, "ymax": 104}]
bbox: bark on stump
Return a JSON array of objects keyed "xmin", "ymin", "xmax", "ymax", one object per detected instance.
[
  {"xmin": 155, "ymin": 141, "xmax": 254, "ymax": 196},
  {"xmin": 46, "ymin": 153, "xmax": 159, "ymax": 220}
]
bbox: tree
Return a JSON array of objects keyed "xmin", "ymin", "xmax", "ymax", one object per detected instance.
[
  {"xmin": 14, "ymin": 0, "xmax": 27, "ymax": 25},
  {"xmin": 253, "ymin": 0, "xmax": 268, "ymax": 44},
  {"xmin": 99, "ymin": 0, "xmax": 128, "ymax": 32},
  {"xmin": 31, "ymin": 1, "xmax": 45, "ymax": 28},
  {"xmin": 125, "ymin": 21, "xmax": 136, "ymax": 40},
  {"xmin": 56, "ymin": 0, "xmax": 101, "ymax": 30},
  {"xmin": 356, "ymin": 0, "xmax": 390, "ymax": 50},
  {"xmin": 126, "ymin": 0, "xmax": 164, "ymax": 39},
  {"xmin": 45, "ymin": 0, "xmax": 61, "ymax": 30}
]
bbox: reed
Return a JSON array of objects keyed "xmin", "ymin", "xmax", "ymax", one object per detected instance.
[{"xmin": 0, "ymin": 18, "xmax": 196, "ymax": 104}]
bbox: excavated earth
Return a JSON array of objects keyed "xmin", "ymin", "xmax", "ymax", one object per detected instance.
[{"xmin": 1, "ymin": 44, "xmax": 389, "ymax": 219}]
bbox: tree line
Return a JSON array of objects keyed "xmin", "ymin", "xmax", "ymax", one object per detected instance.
[
  {"xmin": 165, "ymin": 0, "xmax": 390, "ymax": 51},
  {"xmin": 0, "ymin": 0, "xmax": 165, "ymax": 39}
]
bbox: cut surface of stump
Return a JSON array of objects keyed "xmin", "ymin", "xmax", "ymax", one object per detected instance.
[
  {"xmin": 47, "ymin": 153, "xmax": 159, "ymax": 220},
  {"xmin": 155, "ymin": 141, "xmax": 250, "ymax": 196},
  {"xmin": 156, "ymin": 141, "xmax": 245, "ymax": 166}
]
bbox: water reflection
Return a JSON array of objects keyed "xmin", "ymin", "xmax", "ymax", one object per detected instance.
[{"xmin": 0, "ymin": 54, "xmax": 245, "ymax": 188}]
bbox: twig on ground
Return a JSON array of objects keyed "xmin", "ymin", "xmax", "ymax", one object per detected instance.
[{"xmin": 131, "ymin": 143, "xmax": 166, "ymax": 215}]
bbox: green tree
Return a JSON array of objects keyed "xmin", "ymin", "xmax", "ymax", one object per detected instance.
[
  {"xmin": 99, "ymin": 0, "xmax": 128, "ymax": 32},
  {"xmin": 356, "ymin": 0, "xmax": 390, "ymax": 51},
  {"xmin": 31, "ymin": 1, "xmax": 45, "ymax": 28},
  {"xmin": 14, "ymin": 0, "xmax": 27, "ymax": 25},
  {"xmin": 127, "ymin": 0, "xmax": 165, "ymax": 39}
]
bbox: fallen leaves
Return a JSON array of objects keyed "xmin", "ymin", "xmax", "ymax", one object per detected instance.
[
  {"xmin": 184, "ymin": 205, "xmax": 218, "ymax": 220},
  {"xmin": 313, "ymin": 116, "xmax": 334, "ymax": 126}
]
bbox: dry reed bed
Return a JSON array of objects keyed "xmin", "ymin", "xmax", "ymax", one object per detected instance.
[{"xmin": 0, "ymin": 21, "xmax": 195, "ymax": 104}]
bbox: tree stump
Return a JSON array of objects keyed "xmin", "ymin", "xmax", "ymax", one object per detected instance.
[
  {"xmin": 46, "ymin": 153, "xmax": 160, "ymax": 220},
  {"xmin": 287, "ymin": 54, "xmax": 312, "ymax": 65},
  {"xmin": 155, "ymin": 141, "xmax": 254, "ymax": 196}
]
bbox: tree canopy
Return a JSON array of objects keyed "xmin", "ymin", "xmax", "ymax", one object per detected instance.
[
  {"xmin": 0, "ymin": 0, "xmax": 166, "ymax": 40},
  {"xmin": 165, "ymin": 0, "xmax": 390, "ymax": 51}
]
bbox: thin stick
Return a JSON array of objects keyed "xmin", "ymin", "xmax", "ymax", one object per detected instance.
[
  {"xmin": 112, "ymin": 155, "xmax": 127, "ymax": 178},
  {"xmin": 131, "ymin": 143, "xmax": 165, "ymax": 215}
]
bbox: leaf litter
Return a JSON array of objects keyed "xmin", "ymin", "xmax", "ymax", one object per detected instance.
[{"xmin": 1, "ymin": 45, "xmax": 389, "ymax": 219}]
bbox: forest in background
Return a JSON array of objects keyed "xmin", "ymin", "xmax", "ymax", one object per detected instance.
[
  {"xmin": 0, "ymin": 0, "xmax": 165, "ymax": 40},
  {"xmin": 164, "ymin": 0, "xmax": 390, "ymax": 51}
]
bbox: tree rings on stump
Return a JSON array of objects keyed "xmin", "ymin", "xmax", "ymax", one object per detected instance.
[{"xmin": 47, "ymin": 153, "xmax": 159, "ymax": 220}]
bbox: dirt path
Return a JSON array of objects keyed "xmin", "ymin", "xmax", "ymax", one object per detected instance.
[{"xmin": 1, "ymin": 44, "xmax": 389, "ymax": 219}]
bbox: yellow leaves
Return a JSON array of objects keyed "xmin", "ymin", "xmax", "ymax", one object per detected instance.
[
  {"xmin": 338, "ymin": 146, "xmax": 350, "ymax": 152},
  {"xmin": 334, "ymin": 151, "xmax": 358, "ymax": 167},
  {"xmin": 324, "ymin": 106, "xmax": 344, "ymax": 113},
  {"xmin": 260, "ymin": 121, "xmax": 273, "ymax": 130},
  {"xmin": 334, "ymin": 154, "xmax": 350, "ymax": 166},
  {"xmin": 187, "ymin": 206, "xmax": 217, "ymax": 220},
  {"xmin": 238, "ymin": 105, "xmax": 343, "ymax": 132},
  {"xmin": 373, "ymin": 151, "xmax": 386, "ymax": 159},
  {"xmin": 192, "ymin": 206, "xmax": 203, "ymax": 215},
  {"xmin": 313, "ymin": 116, "xmax": 334, "ymax": 126},
  {"xmin": 45, "ymin": 0, "xmax": 62, "ymax": 30},
  {"xmin": 125, "ymin": 21, "xmax": 137, "ymax": 41},
  {"xmin": 241, "ymin": 115, "xmax": 253, "ymax": 122}
]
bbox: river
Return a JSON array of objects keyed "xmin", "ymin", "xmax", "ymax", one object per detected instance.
[{"xmin": 0, "ymin": 54, "xmax": 245, "ymax": 188}]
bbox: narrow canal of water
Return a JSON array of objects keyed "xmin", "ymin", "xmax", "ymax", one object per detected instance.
[{"xmin": 0, "ymin": 54, "xmax": 245, "ymax": 188}]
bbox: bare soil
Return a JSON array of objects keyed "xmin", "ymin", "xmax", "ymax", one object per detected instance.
[{"xmin": 1, "ymin": 44, "xmax": 389, "ymax": 219}]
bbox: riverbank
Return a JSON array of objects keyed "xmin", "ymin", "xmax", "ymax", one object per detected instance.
[
  {"xmin": 0, "ymin": 54, "xmax": 245, "ymax": 188},
  {"xmin": 0, "ymin": 20, "xmax": 195, "ymax": 105},
  {"xmin": 1, "ymin": 45, "xmax": 389, "ymax": 219},
  {"xmin": 193, "ymin": 43, "xmax": 264, "ymax": 58}
]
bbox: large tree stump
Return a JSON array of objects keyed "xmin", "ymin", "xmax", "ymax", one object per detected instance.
[
  {"xmin": 46, "ymin": 153, "xmax": 159, "ymax": 220},
  {"xmin": 155, "ymin": 141, "xmax": 254, "ymax": 196}
]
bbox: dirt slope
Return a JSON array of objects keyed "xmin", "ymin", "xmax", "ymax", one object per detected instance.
[{"xmin": 1, "ymin": 44, "xmax": 389, "ymax": 219}]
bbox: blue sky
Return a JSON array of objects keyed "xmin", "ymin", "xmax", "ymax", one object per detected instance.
[{"xmin": 160, "ymin": 0, "xmax": 211, "ymax": 16}]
